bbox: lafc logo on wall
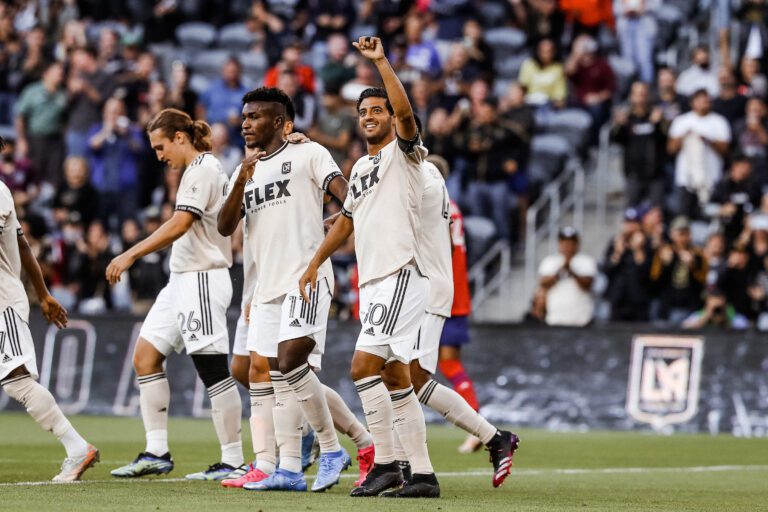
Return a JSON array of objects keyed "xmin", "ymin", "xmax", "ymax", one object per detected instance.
[{"xmin": 626, "ymin": 335, "xmax": 704, "ymax": 428}]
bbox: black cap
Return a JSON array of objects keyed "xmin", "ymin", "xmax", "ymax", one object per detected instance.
[{"xmin": 558, "ymin": 226, "xmax": 579, "ymax": 240}]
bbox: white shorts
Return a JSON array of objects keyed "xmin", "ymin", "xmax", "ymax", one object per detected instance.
[
  {"xmin": 0, "ymin": 307, "xmax": 38, "ymax": 381},
  {"xmin": 232, "ymin": 314, "xmax": 249, "ymax": 357},
  {"xmin": 411, "ymin": 312, "xmax": 446, "ymax": 374},
  {"xmin": 356, "ymin": 264, "xmax": 428, "ymax": 364},
  {"xmin": 140, "ymin": 268, "xmax": 232, "ymax": 356},
  {"xmin": 252, "ymin": 278, "xmax": 330, "ymax": 369}
]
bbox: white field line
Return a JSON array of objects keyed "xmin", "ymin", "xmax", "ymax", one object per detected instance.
[{"xmin": 1, "ymin": 465, "xmax": 767, "ymax": 487}]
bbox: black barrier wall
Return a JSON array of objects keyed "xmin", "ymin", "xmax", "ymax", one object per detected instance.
[{"xmin": 2, "ymin": 312, "xmax": 767, "ymax": 436}]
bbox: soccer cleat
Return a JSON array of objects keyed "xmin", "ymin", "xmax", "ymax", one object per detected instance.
[
  {"xmin": 353, "ymin": 444, "xmax": 375, "ymax": 486},
  {"xmin": 111, "ymin": 451, "xmax": 174, "ymax": 478},
  {"xmin": 487, "ymin": 430, "xmax": 520, "ymax": 488},
  {"xmin": 349, "ymin": 461, "xmax": 403, "ymax": 497},
  {"xmin": 52, "ymin": 445, "xmax": 100, "ymax": 482},
  {"xmin": 311, "ymin": 448, "xmax": 351, "ymax": 492},
  {"xmin": 458, "ymin": 434, "xmax": 484, "ymax": 454},
  {"xmin": 380, "ymin": 473, "xmax": 441, "ymax": 498},
  {"xmin": 301, "ymin": 428, "xmax": 316, "ymax": 471},
  {"xmin": 243, "ymin": 467, "xmax": 307, "ymax": 491},
  {"xmin": 185, "ymin": 462, "xmax": 238, "ymax": 481},
  {"xmin": 221, "ymin": 464, "xmax": 270, "ymax": 488}
]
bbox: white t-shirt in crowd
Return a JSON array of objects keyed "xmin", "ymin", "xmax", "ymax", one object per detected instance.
[
  {"xmin": 668, "ymin": 111, "xmax": 731, "ymax": 193},
  {"xmin": 538, "ymin": 252, "xmax": 597, "ymax": 327},
  {"xmin": 342, "ymin": 135, "xmax": 428, "ymax": 286},
  {"xmin": 0, "ymin": 182, "xmax": 28, "ymax": 322},
  {"xmin": 171, "ymin": 152, "xmax": 233, "ymax": 273}
]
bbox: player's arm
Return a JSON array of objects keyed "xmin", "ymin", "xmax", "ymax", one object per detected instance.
[
  {"xmin": 299, "ymin": 214, "xmax": 354, "ymax": 302},
  {"xmin": 105, "ymin": 211, "xmax": 195, "ymax": 284},
  {"xmin": 218, "ymin": 151, "xmax": 263, "ymax": 236},
  {"xmin": 354, "ymin": 36, "xmax": 418, "ymax": 141},
  {"xmin": 326, "ymin": 175, "xmax": 348, "ymax": 203},
  {"xmin": 17, "ymin": 233, "xmax": 67, "ymax": 328}
]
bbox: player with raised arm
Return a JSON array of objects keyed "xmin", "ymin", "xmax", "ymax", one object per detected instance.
[
  {"xmin": 397, "ymin": 155, "xmax": 519, "ymax": 488},
  {"xmin": 0, "ymin": 138, "xmax": 99, "ymax": 482},
  {"xmin": 300, "ymin": 36, "xmax": 439, "ymax": 498},
  {"xmin": 217, "ymin": 87, "xmax": 351, "ymax": 493},
  {"xmin": 107, "ymin": 109, "xmax": 245, "ymax": 481}
]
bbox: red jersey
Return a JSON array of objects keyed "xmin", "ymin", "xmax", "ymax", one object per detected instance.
[{"xmin": 449, "ymin": 200, "xmax": 471, "ymax": 316}]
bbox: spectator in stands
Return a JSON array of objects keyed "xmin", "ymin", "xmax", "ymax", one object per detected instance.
[
  {"xmin": 716, "ymin": 243, "xmax": 758, "ymax": 320},
  {"xmin": 536, "ymin": 226, "xmax": 597, "ymax": 326},
  {"xmin": 713, "ymin": 67, "xmax": 748, "ymax": 129},
  {"xmin": 307, "ymin": 87, "xmax": 355, "ymax": 167},
  {"xmin": 410, "ymin": 77, "xmax": 438, "ymax": 132},
  {"xmin": 616, "ymin": 0, "xmax": 658, "ymax": 84},
  {"xmin": 360, "ymin": 0, "xmax": 411, "ymax": 49},
  {"xmin": 559, "ymin": 0, "xmax": 614, "ymax": 37},
  {"xmin": 341, "ymin": 59, "xmax": 377, "ymax": 102},
  {"xmin": 431, "ymin": 0, "xmax": 475, "ymax": 40},
  {"xmin": 319, "ymin": 33, "xmax": 356, "ymax": 91},
  {"xmin": 97, "ymin": 27, "xmax": 124, "ymax": 76},
  {"xmin": 138, "ymin": 80, "xmax": 170, "ymax": 128},
  {"xmin": 252, "ymin": 0, "xmax": 309, "ymax": 61},
  {"xmin": 76, "ymin": 220, "xmax": 115, "ymax": 313},
  {"xmin": 461, "ymin": 18, "xmax": 494, "ymax": 79},
  {"xmin": 655, "ymin": 66, "xmax": 688, "ymax": 123},
  {"xmin": 710, "ymin": 154, "xmax": 763, "ymax": 245},
  {"xmin": 735, "ymin": 1, "xmax": 768, "ymax": 79},
  {"xmin": 611, "ymin": 82, "xmax": 667, "ymax": 208},
  {"xmin": 603, "ymin": 208, "xmax": 653, "ymax": 321},
  {"xmin": 167, "ymin": 60, "xmax": 197, "ymax": 119},
  {"xmin": 0, "ymin": 138, "xmax": 35, "ymax": 201},
  {"xmin": 15, "ymin": 26, "xmax": 49, "ymax": 93},
  {"xmin": 676, "ymin": 45, "xmax": 719, "ymax": 97},
  {"xmin": 66, "ymin": 46, "xmax": 114, "ymax": 157},
  {"xmin": 277, "ymin": 70, "xmax": 315, "ymax": 132},
  {"xmin": 682, "ymin": 287, "xmax": 749, "ymax": 329},
  {"xmin": 500, "ymin": 81, "xmax": 536, "ymax": 173},
  {"xmin": 14, "ymin": 61, "xmax": 67, "ymax": 185},
  {"xmin": 425, "ymin": 108, "xmax": 461, "ymax": 197},
  {"xmin": 86, "ymin": 97, "xmax": 144, "ymax": 230},
  {"xmin": 400, "ymin": 14, "xmax": 441, "ymax": 80},
  {"xmin": 650, "ymin": 216, "xmax": 708, "ymax": 323},
  {"xmin": 143, "ymin": 0, "xmax": 183, "ymax": 44},
  {"xmin": 211, "ymin": 122, "xmax": 243, "ymax": 177},
  {"xmin": 703, "ymin": 231, "xmax": 727, "ymax": 288},
  {"xmin": 565, "ymin": 34, "xmax": 616, "ymax": 141},
  {"xmin": 733, "ymin": 97, "xmax": 768, "ymax": 184},
  {"xmin": 52, "ymin": 156, "xmax": 99, "ymax": 228},
  {"xmin": 668, "ymin": 89, "xmax": 731, "ymax": 218},
  {"xmin": 198, "ymin": 56, "xmax": 248, "ymax": 139},
  {"xmin": 50, "ymin": 212, "xmax": 86, "ymax": 310},
  {"xmin": 511, "ymin": 0, "xmax": 565, "ymax": 49},
  {"xmin": 440, "ymin": 43, "xmax": 480, "ymax": 106},
  {"xmin": 264, "ymin": 42, "xmax": 317, "ymax": 94},
  {"xmin": 309, "ymin": 0, "xmax": 354, "ymax": 44},
  {"xmin": 519, "ymin": 38, "xmax": 567, "ymax": 108}
]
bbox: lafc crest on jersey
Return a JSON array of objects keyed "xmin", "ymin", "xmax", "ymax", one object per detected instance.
[{"xmin": 282, "ymin": 161, "xmax": 291, "ymax": 174}]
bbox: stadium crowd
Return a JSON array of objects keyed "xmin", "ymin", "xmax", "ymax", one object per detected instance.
[{"xmin": 1, "ymin": 0, "xmax": 767, "ymax": 330}]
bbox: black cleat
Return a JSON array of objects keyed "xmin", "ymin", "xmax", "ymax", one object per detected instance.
[
  {"xmin": 487, "ymin": 430, "xmax": 520, "ymax": 488},
  {"xmin": 349, "ymin": 461, "xmax": 403, "ymax": 497},
  {"xmin": 380, "ymin": 472, "xmax": 440, "ymax": 498},
  {"xmin": 396, "ymin": 460, "xmax": 412, "ymax": 483}
]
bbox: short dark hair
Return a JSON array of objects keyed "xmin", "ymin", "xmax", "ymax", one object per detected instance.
[
  {"xmin": 242, "ymin": 87, "xmax": 295, "ymax": 120},
  {"xmin": 357, "ymin": 87, "xmax": 393, "ymax": 114}
]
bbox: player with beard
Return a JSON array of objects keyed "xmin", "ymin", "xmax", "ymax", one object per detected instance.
[
  {"xmin": 300, "ymin": 36, "xmax": 440, "ymax": 498},
  {"xmin": 218, "ymin": 87, "xmax": 351, "ymax": 492}
]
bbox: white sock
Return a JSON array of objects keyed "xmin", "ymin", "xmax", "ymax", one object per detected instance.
[
  {"xmin": 249, "ymin": 382, "xmax": 276, "ymax": 474},
  {"xmin": 270, "ymin": 371, "xmax": 302, "ymax": 473},
  {"xmin": 284, "ymin": 364, "xmax": 341, "ymax": 453},
  {"xmin": 418, "ymin": 379, "xmax": 498, "ymax": 444},
  {"xmin": 390, "ymin": 386, "xmax": 433, "ymax": 475},
  {"xmin": 355, "ymin": 376, "xmax": 395, "ymax": 464},
  {"xmin": 2, "ymin": 375, "xmax": 88, "ymax": 458},
  {"xmin": 392, "ymin": 429, "xmax": 407, "ymax": 462},
  {"xmin": 138, "ymin": 372, "xmax": 170, "ymax": 455},
  {"xmin": 324, "ymin": 384, "xmax": 372, "ymax": 449},
  {"xmin": 207, "ymin": 377, "xmax": 244, "ymax": 468}
]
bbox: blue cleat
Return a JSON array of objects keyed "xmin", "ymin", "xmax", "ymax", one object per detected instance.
[
  {"xmin": 301, "ymin": 428, "xmax": 316, "ymax": 471},
  {"xmin": 311, "ymin": 448, "xmax": 351, "ymax": 492},
  {"xmin": 243, "ymin": 468, "xmax": 307, "ymax": 491}
]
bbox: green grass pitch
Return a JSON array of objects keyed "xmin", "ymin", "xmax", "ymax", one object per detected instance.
[{"xmin": 1, "ymin": 412, "xmax": 767, "ymax": 511}]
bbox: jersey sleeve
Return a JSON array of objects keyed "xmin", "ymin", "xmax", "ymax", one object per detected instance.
[
  {"xmin": 0, "ymin": 185, "xmax": 20, "ymax": 236},
  {"xmin": 309, "ymin": 143, "xmax": 344, "ymax": 194},
  {"xmin": 341, "ymin": 190, "xmax": 354, "ymax": 218},
  {"xmin": 396, "ymin": 131, "xmax": 428, "ymax": 164},
  {"xmin": 176, "ymin": 164, "xmax": 216, "ymax": 219}
]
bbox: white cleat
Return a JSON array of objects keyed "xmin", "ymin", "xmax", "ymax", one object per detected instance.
[{"xmin": 52, "ymin": 445, "xmax": 100, "ymax": 482}]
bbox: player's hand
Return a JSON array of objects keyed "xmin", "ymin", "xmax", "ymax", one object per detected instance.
[
  {"xmin": 286, "ymin": 131, "xmax": 311, "ymax": 144},
  {"xmin": 298, "ymin": 265, "xmax": 318, "ymax": 303},
  {"xmin": 240, "ymin": 150, "xmax": 267, "ymax": 182},
  {"xmin": 40, "ymin": 294, "xmax": 68, "ymax": 329},
  {"xmin": 353, "ymin": 36, "xmax": 386, "ymax": 62},
  {"xmin": 106, "ymin": 252, "xmax": 136, "ymax": 284}
]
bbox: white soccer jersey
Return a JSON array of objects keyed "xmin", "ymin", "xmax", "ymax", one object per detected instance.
[
  {"xmin": 0, "ymin": 182, "xmax": 29, "ymax": 322},
  {"xmin": 342, "ymin": 135, "xmax": 428, "ymax": 286},
  {"xmin": 171, "ymin": 152, "xmax": 233, "ymax": 273},
  {"xmin": 418, "ymin": 161, "xmax": 453, "ymax": 317},
  {"xmin": 228, "ymin": 141, "xmax": 342, "ymax": 303}
]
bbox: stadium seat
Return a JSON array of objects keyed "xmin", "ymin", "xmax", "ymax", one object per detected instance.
[
  {"xmin": 86, "ymin": 21, "xmax": 124, "ymax": 44},
  {"xmin": 655, "ymin": 4, "xmax": 683, "ymax": 49},
  {"xmin": 478, "ymin": 1, "xmax": 508, "ymax": 29},
  {"xmin": 463, "ymin": 215, "xmax": 497, "ymax": 265},
  {"xmin": 189, "ymin": 73, "xmax": 211, "ymax": 95},
  {"xmin": 495, "ymin": 52, "xmax": 529, "ymax": 79},
  {"xmin": 218, "ymin": 23, "xmax": 256, "ymax": 51},
  {"xmin": 528, "ymin": 134, "xmax": 570, "ymax": 183},
  {"xmin": 191, "ymin": 49, "xmax": 231, "ymax": 79},
  {"xmin": 485, "ymin": 27, "xmax": 527, "ymax": 53},
  {"xmin": 240, "ymin": 51, "xmax": 268, "ymax": 85},
  {"xmin": 176, "ymin": 22, "xmax": 217, "ymax": 50},
  {"xmin": 608, "ymin": 55, "xmax": 637, "ymax": 100},
  {"xmin": 538, "ymin": 109, "xmax": 592, "ymax": 153}
]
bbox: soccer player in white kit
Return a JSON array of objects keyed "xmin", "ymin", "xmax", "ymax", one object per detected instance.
[
  {"xmin": 106, "ymin": 109, "xmax": 244, "ymax": 480},
  {"xmin": 218, "ymin": 87, "xmax": 351, "ymax": 492},
  {"xmin": 300, "ymin": 36, "xmax": 440, "ymax": 498},
  {"xmin": 0, "ymin": 140, "xmax": 99, "ymax": 482},
  {"xmin": 400, "ymin": 158, "xmax": 520, "ymax": 488}
]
